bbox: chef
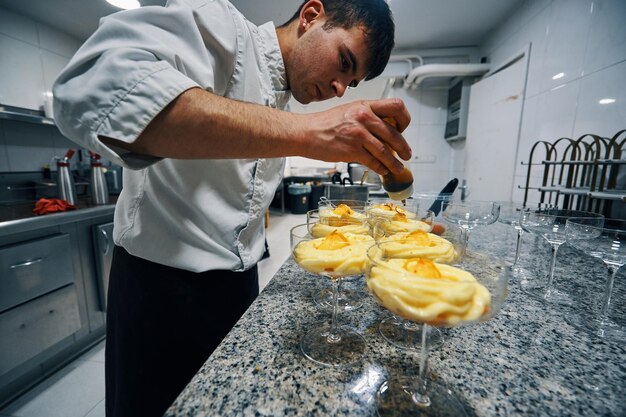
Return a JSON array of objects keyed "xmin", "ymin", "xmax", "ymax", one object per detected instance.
[{"xmin": 53, "ymin": 0, "xmax": 411, "ymax": 415}]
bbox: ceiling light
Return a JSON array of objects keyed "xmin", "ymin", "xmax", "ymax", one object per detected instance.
[
  {"xmin": 552, "ymin": 72, "xmax": 565, "ymax": 80},
  {"xmin": 106, "ymin": 0, "xmax": 140, "ymax": 10},
  {"xmin": 598, "ymin": 98, "xmax": 616, "ymax": 105}
]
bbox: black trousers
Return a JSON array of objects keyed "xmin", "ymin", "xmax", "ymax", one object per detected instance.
[{"xmin": 105, "ymin": 246, "xmax": 259, "ymax": 417}]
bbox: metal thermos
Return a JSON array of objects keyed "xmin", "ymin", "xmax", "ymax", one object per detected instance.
[
  {"xmin": 57, "ymin": 149, "xmax": 77, "ymax": 205},
  {"xmin": 89, "ymin": 151, "xmax": 109, "ymax": 205}
]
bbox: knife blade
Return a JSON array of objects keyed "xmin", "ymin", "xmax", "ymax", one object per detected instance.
[{"xmin": 427, "ymin": 178, "xmax": 459, "ymax": 216}]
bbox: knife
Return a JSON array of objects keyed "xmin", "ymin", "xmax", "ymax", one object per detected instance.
[{"xmin": 427, "ymin": 178, "xmax": 459, "ymax": 216}]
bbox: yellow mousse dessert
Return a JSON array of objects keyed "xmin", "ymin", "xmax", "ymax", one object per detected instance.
[
  {"xmin": 373, "ymin": 211, "xmax": 431, "ymax": 236},
  {"xmin": 318, "ymin": 203, "xmax": 367, "ymax": 227},
  {"xmin": 379, "ymin": 230, "xmax": 458, "ymax": 263},
  {"xmin": 367, "ymin": 257, "xmax": 491, "ymax": 326},
  {"xmin": 294, "ymin": 230, "xmax": 374, "ymax": 277},
  {"xmin": 367, "ymin": 203, "xmax": 417, "ymax": 220},
  {"xmin": 310, "ymin": 222, "xmax": 370, "ymax": 238}
]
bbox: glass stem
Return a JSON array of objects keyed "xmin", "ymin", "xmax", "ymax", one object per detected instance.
[
  {"xmin": 336, "ymin": 277, "xmax": 344, "ymax": 300},
  {"xmin": 545, "ymin": 243, "xmax": 561, "ymax": 293},
  {"xmin": 460, "ymin": 227, "xmax": 471, "ymax": 256},
  {"xmin": 413, "ymin": 323, "xmax": 431, "ymax": 407},
  {"xmin": 327, "ymin": 278, "xmax": 341, "ymax": 343},
  {"xmin": 513, "ymin": 227, "xmax": 524, "ymax": 266},
  {"xmin": 599, "ymin": 264, "xmax": 621, "ymax": 323}
]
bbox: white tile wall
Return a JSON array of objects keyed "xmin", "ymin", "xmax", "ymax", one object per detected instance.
[
  {"xmin": 40, "ymin": 49, "xmax": 71, "ymax": 100},
  {"xmin": 37, "ymin": 24, "xmax": 81, "ymax": 58},
  {"xmin": 540, "ymin": 0, "xmax": 593, "ymax": 92},
  {"xmin": 573, "ymin": 59, "xmax": 626, "ymax": 138},
  {"xmin": 583, "ymin": 0, "xmax": 626, "ymax": 76},
  {"xmin": 475, "ymin": 0, "xmax": 625, "ymax": 204},
  {"xmin": 0, "ymin": 6, "xmax": 83, "ymax": 174},
  {"xmin": 0, "ymin": 34, "xmax": 46, "ymax": 109},
  {"xmin": 2, "ymin": 120, "xmax": 57, "ymax": 172},
  {"xmin": 0, "ymin": 8, "xmax": 38, "ymax": 45}
]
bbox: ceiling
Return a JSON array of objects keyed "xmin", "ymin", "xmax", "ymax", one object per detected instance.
[{"xmin": 0, "ymin": 0, "xmax": 523, "ymax": 51}]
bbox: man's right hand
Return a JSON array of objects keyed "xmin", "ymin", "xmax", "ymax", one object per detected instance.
[{"xmin": 298, "ymin": 98, "xmax": 412, "ymax": 176}]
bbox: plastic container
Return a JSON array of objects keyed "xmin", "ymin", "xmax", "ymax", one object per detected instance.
[
  {"xmin": 309, "ymin": 184, "xmax": 324, "ymax": 210},
  {"xmin": 288, "ymin": 183, "xmax": 311, "ymax": 214}
]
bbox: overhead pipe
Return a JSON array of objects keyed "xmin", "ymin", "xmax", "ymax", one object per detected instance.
[{"xmin": 403, "ymin": 63, "xmax": 491, "ymax": 89}]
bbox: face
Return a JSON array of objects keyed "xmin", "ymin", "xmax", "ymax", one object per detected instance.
[{"xmin": 287, "ymin": 21, "xmax": 370, "ymax": 104}]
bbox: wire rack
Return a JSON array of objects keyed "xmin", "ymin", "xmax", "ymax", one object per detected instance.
[{"xmin": 519, "ymin": 129, "xmax": 625, "ymax": 217}]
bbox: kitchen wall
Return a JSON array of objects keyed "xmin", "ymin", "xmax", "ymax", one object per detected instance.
[
  {"xmin": 0, "ymin": 7, "xmax": 82, "ymax": 173},
  {"xmin": 479, "ymin": 0, "xmax": 626, "ymax": 202},
  {"xmin": 288, "ymin": 0, "xmax": 626, "ymax": 203}
]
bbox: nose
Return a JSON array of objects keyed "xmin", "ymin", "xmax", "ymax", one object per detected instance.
[{"xmin": 331, "ymin": 80, "xmax": 348, "ymax": 98}]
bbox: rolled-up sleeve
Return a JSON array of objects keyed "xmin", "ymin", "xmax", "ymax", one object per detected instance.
[{"xmin": 53, "ymin": 0, "xmax": 237, "ymax": 169}]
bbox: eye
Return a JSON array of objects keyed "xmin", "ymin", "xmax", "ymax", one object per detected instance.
[{"xmin": 340, "ymin": 54, "xmax": 350, "ymax": 71}]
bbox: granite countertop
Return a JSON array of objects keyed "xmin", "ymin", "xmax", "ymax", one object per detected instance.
[{"xmin": 165, "ymin": 222, "xmax": 626, "ymax": 416}]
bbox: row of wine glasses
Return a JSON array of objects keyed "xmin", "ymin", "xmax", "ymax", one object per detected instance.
[{"xmin": 495, "ymin": 203, "xmax": 625, "ymax": 343}]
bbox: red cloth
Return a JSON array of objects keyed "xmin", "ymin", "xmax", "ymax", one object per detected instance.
[{"xmin": 33, "ymin": 198, "xmax": 76, "ymax": 215}]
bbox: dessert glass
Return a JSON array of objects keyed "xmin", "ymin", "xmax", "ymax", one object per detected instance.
[
  {"xmin": 565, "ymin": 218, "xmax": 625, "ymax": 341},
  {"xmin": 369, "ymin": 208, "xmax": 452, "ymax": 352},
  {"xmin": 442, "ymin": 201, "xmax": 501, "ymax": 256},
  {"xmin": 366, "ymin": 242, "xmax": 509, "ymax": 416},
  {"xmin": 308, "ymin": 199, "xmax": 369, "ymax": 311},
  {"xmin": 496, "ymin": 202, "xmax": 555, "ymax": 277},
  {"xmin": 520, "ymin": 209, "xmax": 603, "ymax": 305},
  {"xmin": 290, "ymin": 222, "xmax": 370, "ymax": 366}
]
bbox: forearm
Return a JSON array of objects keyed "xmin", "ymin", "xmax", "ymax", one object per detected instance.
[
  {"xmin": 101, "ymin": 88, "xmax": 306, "ymax": 160},
  {"xmin": 102, "ymin": 87, "xmax": 412, "ymax": 175}
]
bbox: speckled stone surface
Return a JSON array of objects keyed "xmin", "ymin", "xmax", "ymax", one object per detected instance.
[{"xmin": 164, "ymin": 222, "xmax": 626, "ymax": 417}]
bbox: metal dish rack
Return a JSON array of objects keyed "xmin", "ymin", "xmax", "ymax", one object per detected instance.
[{"xmin": 520, "ymin": 129, "xmax": 625, "ymax": 217}]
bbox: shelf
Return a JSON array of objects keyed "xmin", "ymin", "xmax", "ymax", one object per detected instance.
[
  {"xmin": 588, "ymin": 190, "xmax": 626, "ymax": 202},
  {"xmin": 0, "ymin": 104, "xmax": 55, "ymax": 126}
]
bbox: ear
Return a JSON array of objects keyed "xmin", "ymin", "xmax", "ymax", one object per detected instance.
[{"xmin": 298, "ymin": 0, "xmax": 325, "ymax": 32}]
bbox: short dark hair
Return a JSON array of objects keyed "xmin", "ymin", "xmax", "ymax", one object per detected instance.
[{"xmin": 280, "ymin": 0, "xmax": 395, "ymax": 80}]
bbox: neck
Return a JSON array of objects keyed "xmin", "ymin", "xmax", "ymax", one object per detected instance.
[{"xmin": 275, "ymin": 22, "xmax": 298, "ymax": 89}]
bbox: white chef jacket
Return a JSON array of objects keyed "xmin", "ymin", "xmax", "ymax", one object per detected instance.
[{"xmin": 53, "ymin": 0, "xmax": 291, "ymax": 272}]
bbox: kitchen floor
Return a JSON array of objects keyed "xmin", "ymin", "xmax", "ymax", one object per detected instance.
[{"xmin": 0, "ymin": 209, "xmax": 305, "ymax": 417}]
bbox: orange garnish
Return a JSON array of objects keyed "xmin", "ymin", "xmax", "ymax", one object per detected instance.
[
  {"xmin": 315, "ymin": 230, "xmax": 351, "ymax": 250},
  {"xmin": 332, "ymin": 204, "xmax": 354, "ymax": 216},
  {"xmin": 391, "ymin": 211, "xmax": 409, "ymax": 222},
  {"xmin": 402, "ymin": 258, "xmax": 442, "ymax": 279},
  {"xmin": 400, "ymin": 230, "xmax": 431, "ymax": 245}
]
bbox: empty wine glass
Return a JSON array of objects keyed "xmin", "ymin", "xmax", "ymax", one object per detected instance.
[
  {"xmin": 565, "ymin": 218, "xmax": 625, "ymax": 341},
  {"xmin": 497, "ymin": 202, "xmax": 555, "ymax": 277},
  {"xmin": 442, "ymin": 201, "xmax": 501, "ymax": 256},
  {"xmin": 366, "ymin": 243, "xmax": 509, "ymax": 416},
  {"xmin": 412, "ymin": 191, "xmax": 457, "ymax": 235},
  {"xmin": 291, "ymin": 222, "xmax": 372, "ymax": 366},
  {"xmin": 520, "ymin": 209, "xmax": 604, "ymax": 305}
]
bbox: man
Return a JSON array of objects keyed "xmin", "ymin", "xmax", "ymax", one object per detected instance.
[{"xmin": 53, "ymin": 0, "xmax": 411, "ymax": 415}]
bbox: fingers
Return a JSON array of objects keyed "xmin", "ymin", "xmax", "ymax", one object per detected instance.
[
  {"xmin": 369, "ymin": 98, "xmax": 411, "ymax": 132},
  {"xmin": 349, "ymin": 98, "xmax": 411, "ymax": 163},
  {"xmin": 360, "ymin": 136, "xmax": 404, "ymax": 175}
]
